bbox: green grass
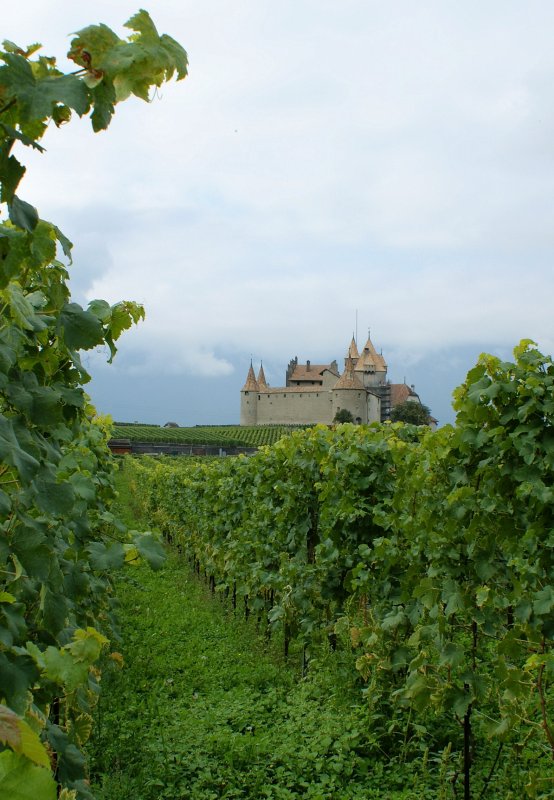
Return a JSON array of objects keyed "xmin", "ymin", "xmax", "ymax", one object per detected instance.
[{"xmin": 89, "ymin": 555, "xmax": 442, "ymax": 800}]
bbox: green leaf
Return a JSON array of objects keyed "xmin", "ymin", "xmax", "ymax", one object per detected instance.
[
  {"xmin": 87, "ymin": 541, "xmax": 125, "ymax": 570},
  {"xmin": 159, "ymin": 34, "xmax": 189, "ymax": 81},
  {"xmin": 36, "ymin": 646, "xmax": 89, "ymax": 692},
  {"xmin": 16, "ymin": 720, "xmax": 50, "ymax": 769},
  {"xmin": 0, "ymin": 152, "xmax": 26, "ymax": 204},
  {"xmin": 29, "ymin": 386, "xmax": 64, "ymax": 426},
  {"xmin": 514, "ymin": 597, "xmax": 532, "ymax": 623},
  {"xmin": 124, "ymin": 9, "xmax": 160, "ymax": 41},
  {"xmin": 29, "ymin": 220, "xmax": 57, "ymax": 266},
  {"xmin": 475, "ymin": 586, "xmax": 490, "ymax": 608},
  {"xmin": 444, "ymin": 589, "xmax": 464, "ymax": 617},
  {"xmin": 89, "ymin": 79, "xmax": 116, "ymax": 132},
  {"xmin": 0, "ymin": 123, "xmax": 45, "ymax": 152},
  {"xmin": 439, "ymin": 642, "xmax": 465, "ymax": 668},
  {"xmin": 5, "ymin": 282, "xmax": 46, "ymax": 330},
  {"xmin": 0, "ymin": 416, "xmax": 40, "ymax": 481},
  {"xmin": 41, "ymin": 590, "xmax": 68, "ymax": 634},
  {"xmin": 0, "ymin": 53, "xmax": 88, "ymax": 120},
  {"xmin": 68, "ymin": 627, "xmax": 108, "ymax": 663},
  {"xmin": 451, "ymin": 687, "xmax": 472, "ymax": 718},
  {"xmin": 0, "ymin": 751, "xmax": 56, "ymax": 800},
  {"xmin": 32, "ymin": 477, "xmax": 75, "ymax": 516},
  {"xmin": 52, "ymin": 225, "xmax": 73, "ymax": 262},
  {"xmin": 87, "ymin": 298, "xmax": 111, "ymax": 323},
  {"xmin": 0, "ymin": 654, "xmax": 38, "ymax": 713},
  {"xmin": 69, "ymin": 472, "xmax": 96, "ymax": 501},
  {"xmin": 46, "ymin": 725, "xmax": 86, "ymax": 785},
  {"xmin": 8, "ymin": 195, "xmax": 38, "ymax": 232},
  {"xmin": 533, "ymin": 585, "xmax": 554, "ymax": 616},
  {"xmin": 58, "ymin": 302, "xmax": 103, "ymax": 350},
  {"xmin": 0, "ymin": 706, "xmax": 50, "ymax": 769},
  {"xmin": 133, "ymin": 532, "xmax": 166, "ymax": 570}
]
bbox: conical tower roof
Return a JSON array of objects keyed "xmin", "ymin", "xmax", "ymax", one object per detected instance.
[
  {"xmin": 242, "ymin": 363, "xmax": 259, "ymax": 391},
  {"xmin": 257, "ymin": 363, "xmax": 268, "ymax": 389},
  {"xmin": 334, "ymin": 357, "xmax": 365, "ymax": 390},
  {"xmin": 355, "ymin": 333, "xmax": 387, "ymax": 372},
  {"xmin": 347, "ymin": 336, "xmax": 360, "ymax": 360}
]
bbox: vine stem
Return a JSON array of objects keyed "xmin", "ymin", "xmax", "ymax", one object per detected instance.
[
  {"xmin": 537, "ymin": 662, "xmax": 554, "ymax": 758},
  {"xmin": 477, "ymin": 742, "xmax": 503, "ymax": 800},
  {"xmin": 0, "ymin": 99, "xmax": 17, "ymax": 115}
]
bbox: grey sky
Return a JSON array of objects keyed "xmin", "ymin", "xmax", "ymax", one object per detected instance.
[{"xmin": 5, "ymin": 2, "xmax": 554, "ymax": 425}]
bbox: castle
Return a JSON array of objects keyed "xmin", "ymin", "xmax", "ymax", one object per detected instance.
[{"xmin": 240, "ymin": 334, "xmax": 423, "ymax": 426}]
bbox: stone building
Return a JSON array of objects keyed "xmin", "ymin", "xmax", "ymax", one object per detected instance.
[{"xmin": 240, "ymin": 334, "xmax": 424, "ymax": 426}]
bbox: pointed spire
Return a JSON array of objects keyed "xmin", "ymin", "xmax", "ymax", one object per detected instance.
[
  {"xmin": 257, "ymin": 362, "xmax": 268, "ymax": 389},
  {"xmin": 347, "ymin": 335, "xmax": 360, "ymax": 360},
  {"xmin": 242, "ymin": 361, "xmax": 259, "ymax": 391},
  {"xmin": 355, "ymin": 330, "xmax": 387, "ymax": 371}
]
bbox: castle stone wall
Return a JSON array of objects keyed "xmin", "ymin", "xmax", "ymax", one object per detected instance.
[
  {"xmin": 332, "ymin": 390, "xmax": 370, "ymax": 423},
  {"xmin": 254, "ymin": 390, "xmax": 333, "ymax": 425}
]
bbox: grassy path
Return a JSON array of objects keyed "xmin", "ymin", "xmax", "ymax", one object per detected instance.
[{"xmin": 88, "ymin": 553, "xmax": 403, "ymax": 800}]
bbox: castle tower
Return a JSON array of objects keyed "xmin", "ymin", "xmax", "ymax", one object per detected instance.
[
  {"xmin": 354, "ymin": 332, "xmax": 387, "ymax": 388},
  {"xmin": 240, "ymin": 363, "xmax": 259, "ymax": 426},
  {"xmin": 332, "ymin": 357, "xmax": 373, "ymax": 423}
]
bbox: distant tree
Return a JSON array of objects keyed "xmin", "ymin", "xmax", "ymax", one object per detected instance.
[
  {"xmin": 390, "ymin": 401, "xmax": 432, "ymax": 425},
  {"xmin": 334, "ymin": 409, "xmax": 355, "ymax": 423}
]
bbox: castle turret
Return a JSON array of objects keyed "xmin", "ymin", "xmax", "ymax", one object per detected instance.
[
  {"xmin": 332, "ymin": 357, "xmax": 376, "ymax": 423},
  {"xmin": 240, "ymin": 363, "xmax": 259, "ymax": 425},
  {"xmin": 354, "ymin": 332, "xmax": 387, "ymax": 388}
]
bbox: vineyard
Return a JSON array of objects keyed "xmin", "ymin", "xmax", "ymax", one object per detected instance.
[
  {"xmin": 110, "ymin": 423, "xmax": 306, "ymax": 448},
  {"xmin": 128, "ymin": 340, "xmax": 554, "ymax": 800}
]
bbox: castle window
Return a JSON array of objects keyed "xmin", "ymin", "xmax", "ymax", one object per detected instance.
[
  {"xmin": 258, "ymin": 395, "xmax": 260, "ymax": 400},
  {"xmin": 284, "ymin": 393, "xmax": 286, "ymax": 397}
]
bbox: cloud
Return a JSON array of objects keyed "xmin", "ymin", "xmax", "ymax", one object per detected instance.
[{"xmin": 5, "ymin": 1, "xmax": 554, "ymax": 425}]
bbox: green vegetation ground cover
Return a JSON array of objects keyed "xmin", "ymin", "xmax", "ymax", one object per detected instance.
[
  {"xmin": 110, "ymin": 424, "xmax": 306, "ymax": 448},
  {"xmin": 88, "ymin": 561, "xmax": 436, "ymax": 800},
  {"xmin": 88, "ymin": 465, "xmax": 551, "ymax": 800}
]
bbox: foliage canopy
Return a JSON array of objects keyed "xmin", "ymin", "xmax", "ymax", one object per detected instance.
[
  {"xmin": 0, "ymin": 11, "xmax": 186, "ymax": 798},
  {"xmin": 389, "ymin": 399, "xmax": 431, "ymax": 425}
]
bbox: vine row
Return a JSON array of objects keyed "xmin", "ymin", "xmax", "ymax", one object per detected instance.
[{"xmin": 131, "ymin": 341, "xmax": 554, "ymax": 799}]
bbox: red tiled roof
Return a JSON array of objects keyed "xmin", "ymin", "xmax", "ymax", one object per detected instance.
[
  {"xmin": 390, "ymin": 383, "xmax": 419, "ymax": 406},
  {"xmin": 289, "ymin": 364, "xmax": 334, "ymax": 382}
]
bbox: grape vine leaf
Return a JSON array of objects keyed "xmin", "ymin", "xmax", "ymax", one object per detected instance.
[{"xmin": 0, "ymin": 751, "xmax": 56, "ymax": 800}]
